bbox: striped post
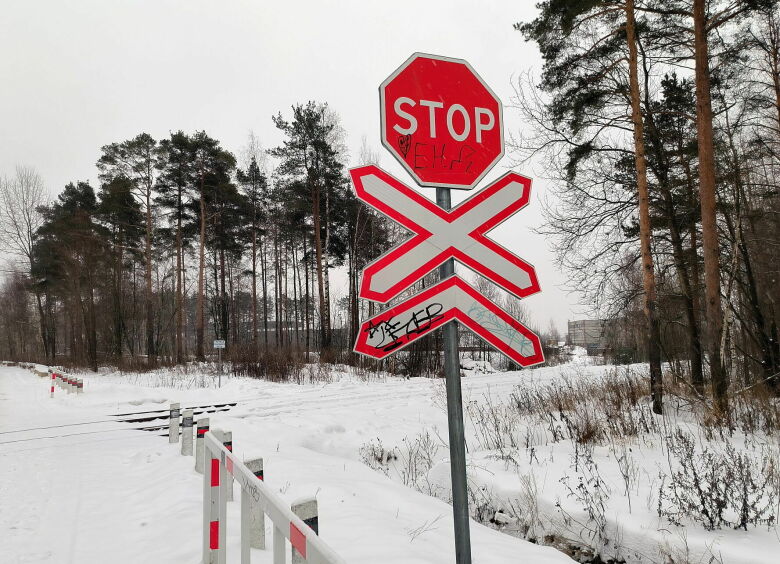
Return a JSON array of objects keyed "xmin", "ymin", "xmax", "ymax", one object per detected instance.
[
  {"xmin": 169, "ymin": 402, "xmax": 180, "ymax": 444},
  {"xmin": 49, "ymin": 369, "xmax": 54, "ymax": 398},
  {"xmin": 222, "ymin": 431, "xmax": 234, "ymax": 502},
  {"xmin": 181, "ymin": 408, "xmax": 194, "ymax": 455},
  {"xmin": 218, "ymin": 433, "xmax": 227, "ymax": 563},
  {"xmin": 203, "ymin": 432, "xmax": 223, "ymax": 564},
  {"xmin": 195, "ymin": 418, "xmax": 210, "ymax": 474},
  {"xmin": 246, "ymin": 458, "xmax": 265, "ymax": 550},
  {"xmin": 291, "ymin": 497, "xmax": 318, "ymax": 564}
]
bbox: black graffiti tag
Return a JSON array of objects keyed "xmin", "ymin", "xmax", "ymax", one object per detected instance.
[{"xmin": 364, "ymin": 303, "xmax": 445, "ymax": 352}]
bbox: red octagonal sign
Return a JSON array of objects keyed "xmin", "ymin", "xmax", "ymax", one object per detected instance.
[{"xmin": 380, "ymin": 53, "xmax": 504, "ymax": 190}]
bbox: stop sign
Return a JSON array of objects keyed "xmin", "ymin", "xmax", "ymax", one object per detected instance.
[{"xmin": 380, "ymin": 53, "xmax": 504, "ymax": 190}]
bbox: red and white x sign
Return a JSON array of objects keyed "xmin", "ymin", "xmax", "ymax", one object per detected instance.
[
  {"xmin": 351, "ymin": 165, "xmax": 541, "ymax": 303},
  {"xmin": 354, "ymin": 275, "xmax": 544, "ymax": 366}
]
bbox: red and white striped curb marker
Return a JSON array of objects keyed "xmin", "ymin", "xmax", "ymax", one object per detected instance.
[
  {"xmin": 49, "ymin": 369, "xmax": 54, "ymax": 398},
  {"xmin": 203, "ymin": 429, "xmax": 225, "ymax": 564}
]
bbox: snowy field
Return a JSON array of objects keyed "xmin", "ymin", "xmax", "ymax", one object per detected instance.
[{"xmin": 1, "ymin": 360, "xmax": 777, "ymax": 563}]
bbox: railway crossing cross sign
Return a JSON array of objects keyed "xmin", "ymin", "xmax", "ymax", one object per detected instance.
[
  {"xmin": 354, "ymin": 52, "xmax": 545, "ymax": 564},
  {"xmin": 354, "ymin": 52, "xmax": 544, "ymax": 366}
]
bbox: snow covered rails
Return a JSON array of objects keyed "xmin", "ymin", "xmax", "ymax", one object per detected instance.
[{"xmin": 202, "ymin": 431, "xmax": 344, "ymax": 564}]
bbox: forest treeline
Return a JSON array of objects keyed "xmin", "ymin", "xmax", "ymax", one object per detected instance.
[
  {"xmin": 0, "ymin": 103, "xmax": 398, "ymax": 371},
  {"xmin": 2, "ymin": 0, "xmax": 780, "ymax": 416},
  {"xmin": 515, "ymin": 0, "xmax": 780, "ymax": 412}
]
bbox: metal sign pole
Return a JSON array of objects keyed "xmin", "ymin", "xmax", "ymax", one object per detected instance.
[
  {"xmin": 436, "ymin": 186, "xmax": 472, "ymax": 564},
  {"xmin": 218, "ymin": 348, "xmax": 222, "ymax": 387}
]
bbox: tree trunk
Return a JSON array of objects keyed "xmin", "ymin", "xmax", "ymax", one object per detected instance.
[
  {"xmin": 261, "ymin": 232, "xmax": 269, "ymax": 352},
  {"xmin": 219, "ymin": 245, "xmax": 228, "ymax": 343},
  {"xmin": 693, "ymin": 0, "xmax": 728, "ymax": 412},
  {"xmin": 312, "ymin": 179, "xmax": 330, "ymax": 349},
  {"xmin": 252, "ymin": 222, "xmax": 258, "ymax": 348},
  {"xmin": 303, "ymin": 234, "xmax": 310, "ymax": 355},
  {"xmin": 144, "ymin": 187, "xmax": 155, "ymax": 366},
  {"xmin": 626, "ymin": 0, "xmax": 663, "ymax": 414},
  {"xmin": 175, "ymin": 188, "xmax": 183, "ymax": 363},
  {"xmin": 196, "ymin": 172, "xmax": 206, "ymax": 361}
]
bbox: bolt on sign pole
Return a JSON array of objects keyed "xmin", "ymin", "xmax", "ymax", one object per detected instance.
[
  {"xmin": 436, "ymin": 186, "xmax": 472, "ymax": 563},
  {"xmin": 354, "ymin": 53, "xmax": 546, "ymax": 564}
]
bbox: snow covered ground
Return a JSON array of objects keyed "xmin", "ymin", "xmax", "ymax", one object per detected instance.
[
  {"xmin": 1, "ymin": 361, "xmax": 777, "ymax": 563},
  {"xmin": 0, "ymin": 363, "xmax": 570, "ymax": 564}
]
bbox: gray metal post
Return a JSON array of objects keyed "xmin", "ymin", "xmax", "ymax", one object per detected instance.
[
  {"xmin": 181, "ymin": 408, "xmax": 194, "ymax": 455},
  {"xmin": 169, "ymin": 402, "xmax": 180, "ymax": 444},
  {"xmin": 291, "ymin": 497, "xmax": 318, "ymax": 564},
  {"xmin": 436, "ymin": 186, "xmax": 472, "ymax": 564},
  {"xmin": 246, "ymin": 458, "xmax": 265, "ymax": 549}
]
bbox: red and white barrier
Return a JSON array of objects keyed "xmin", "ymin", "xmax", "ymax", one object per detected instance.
[
  {"xmin": 202, "ymin": 431, "xmax": 344, "ymax": 564},
  {"xmin": 49, "ymin": 371, "xmax": 85, "ymax": 395}
]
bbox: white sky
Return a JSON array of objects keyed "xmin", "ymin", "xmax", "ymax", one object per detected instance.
[{"xmin": 0, "ymin": 0, "xmax": 586, "ymax": 333}]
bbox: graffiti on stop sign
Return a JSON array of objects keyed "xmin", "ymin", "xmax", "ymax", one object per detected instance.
[{"xmin": 380, "ymin": 52, "xmax": 504, "ymax": 190}]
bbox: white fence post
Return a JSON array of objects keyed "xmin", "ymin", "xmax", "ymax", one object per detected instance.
[
  {"xmin": 201, "ymin": 432, "xmax": 344, "ymax": 564},
  {"xmin": 203, "ymin": 432, "xmax": 222, "ymax": 563},
  {"xmin": 181, "ymin": 408, "xmax": 194, "ymax": 455},
  {"xmin": 246, "ymin": 458, "xmax": 265, "ymax": 550},
  {"xmin": 273, "ymin": 525, "xmax": 285, "ymax": 564},
  {"xmin": 76, "ymin": 378, "xmax": 83, "ymax": 394},
  {"xmin": 219, "ymin": 435, "xmax": 227, "ymax": 564},
  {"xmin": 291, "ymin": 497, "xmax": 318, "ymax": 564},
  {"xmin": 169, "ymin": 402, "xmax": 180, "ymax": 444},
  {"xmin": 222, "ymin": 431, "xmax": 234, "ymax": 502},
  {"xmin": 195, "ymin": 417, "xmax": 210, "ymax": 474}
]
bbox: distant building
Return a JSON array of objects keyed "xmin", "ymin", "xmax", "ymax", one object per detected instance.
[{"xmin": 568, "ymin": 319, "xmax": 607, "ymax": 354}]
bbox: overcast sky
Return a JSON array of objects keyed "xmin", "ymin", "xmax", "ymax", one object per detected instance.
[{"xmin": 0, "ymin": 0, "xmax": 587, "ymax": 333}]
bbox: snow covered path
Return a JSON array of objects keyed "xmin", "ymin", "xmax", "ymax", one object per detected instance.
[{"xmin": 0, "ymin": 365, "xmax": 573, "ymax": 564}]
